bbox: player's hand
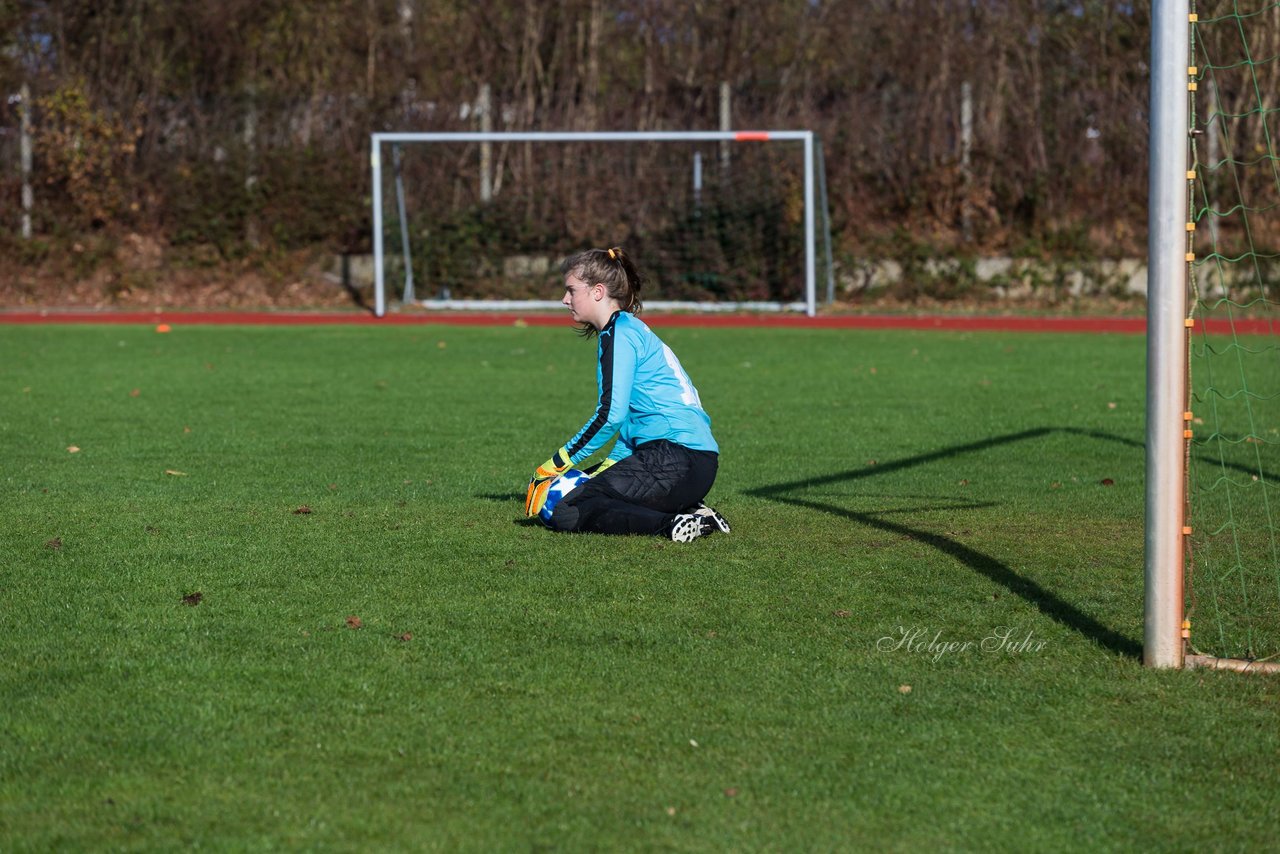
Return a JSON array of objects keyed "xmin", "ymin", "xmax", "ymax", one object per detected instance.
[
  {"xmin": 525, "ymin": 447, "xmax": 572, "ymax": 517},
  {"xmin": 582, "ymin": 458, "xmax": 617, "ymax": 477},
  {"xmin": 533, "ymin": 447, "xmax": 573, "ymax": 481},
  {"xmin": 525, "ymin": 476, "xmax": 552, "ymax": 517}
]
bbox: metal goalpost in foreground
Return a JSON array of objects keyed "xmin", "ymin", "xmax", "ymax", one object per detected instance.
[
  {"xmin": 1145, "ymin": 0, "xmax": 1190, "ymax": 669},
  {"xmin": 368, "ymin": 130, "xmax": 830, "ymax": 318},
  {"xmin": 1147, "ymin": 0, "xmax": 1280, "ymax": 673}
]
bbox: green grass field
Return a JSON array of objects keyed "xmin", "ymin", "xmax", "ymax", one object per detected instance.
[{"xmin": 2, "ymin": 321, "xmax": 1277, "ymax": 850}]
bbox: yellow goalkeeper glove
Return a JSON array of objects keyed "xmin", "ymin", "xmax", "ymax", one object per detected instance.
[
  {"xmin": 582, "ymin": 457, "xmax": 617, "ymax": 476},
  {"xmin": 525, "ymin": 447, "xmax": 572, "ymax": 517},
  {"xmin": 533, "ymin": 447, "xmax": 573, "ymax": 481}
]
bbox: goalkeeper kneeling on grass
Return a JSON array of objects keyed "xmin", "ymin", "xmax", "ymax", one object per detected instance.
[{"xmin": 524, "ymin": 246, "xmax": 731, "ymax": 543}]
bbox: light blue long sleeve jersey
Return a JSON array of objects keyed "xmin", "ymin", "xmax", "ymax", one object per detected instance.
[{"xmin": 564, "ymin": 310, "xmax": 718, "ymax": 466}]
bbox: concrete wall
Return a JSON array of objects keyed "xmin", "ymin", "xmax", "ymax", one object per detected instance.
[
  {"xmin": 335, "ymin": 252, "xmax": 1274, "ymax": 300},
  {"xmin": 838, "ymin": 257, "xmax": 1149, "ymax": 299}
]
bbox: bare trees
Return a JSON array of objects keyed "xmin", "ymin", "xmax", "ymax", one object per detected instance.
[{"xmin": 2, "ymin": 0, "xmax": 1158, "ymax": 259}]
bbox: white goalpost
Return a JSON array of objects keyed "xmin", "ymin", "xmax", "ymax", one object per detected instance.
[{"xmin": 368, "ymin": 130, "xmax": 833, "ymax": 318}]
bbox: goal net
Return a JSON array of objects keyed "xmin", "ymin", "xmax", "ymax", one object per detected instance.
[
  {"xmin": 369, "ymin": 131, "xmax": 833, "ymax": 317},
  {"xmin": 1185, "ymin": 2, "xmax": 1280, "ymax": 665}
]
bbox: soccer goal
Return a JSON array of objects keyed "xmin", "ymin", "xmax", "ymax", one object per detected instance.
[
  {"xmin": 368, "ymin": 131, "xmax": 834, "ymax": 317},
  {"xmin": 1147, "ymin": 1, "xmax": 1280, "ymax": 672}
]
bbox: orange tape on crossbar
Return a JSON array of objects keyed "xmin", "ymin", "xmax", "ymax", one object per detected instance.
[{"xmin": 734, "ymin": 132, "xmax": 771, "ymax": 141}]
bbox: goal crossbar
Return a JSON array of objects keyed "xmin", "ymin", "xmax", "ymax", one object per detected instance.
[{"xmin": 369, "ymin": 130, "xmax": 823, "ymax": 317}]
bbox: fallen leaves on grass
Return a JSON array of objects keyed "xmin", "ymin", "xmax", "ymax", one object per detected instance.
[
  {"xmin": 398, "ymin": 632, "xmax": 413, "ymax": 642},
  {"xmin": 294, "ymin": 505, "xmax": 312, "ymax": 514},
  {"xmin": 45, "ymin": 537, "xmax": 62, "ymax": 550},
  {"xmin": 129, "ymin": 388, "xmax": 141, "ymax": 397},
  {"xmin": 898, "ymin": 684, "xmax": 913, "ymax": 694},
  {"xmin": 1100, "ymin": 478, "xmax": 1115, "ymax": 486},
  {"xmin": 182, "ymin": 592, "xmax": 203, "ymax": 606},
  {"xmin": 164, "ymin": 469, "xmax": 187, "ymax": 477},
  {"xmin": 724, "ymin": 788, "xmax": 739, "ymax": 798},
  {"xmin": 833, "ymin": 609, "xmax": 852, "ymax": 618},
  {"xmin": 346, "ymin": 615, "xmax": 363, "ymax": 629}
]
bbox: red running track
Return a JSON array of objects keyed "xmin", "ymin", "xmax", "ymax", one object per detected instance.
[{"xmin": 0, "ymin": 309, "xmax": 1273, "ymax": 335}]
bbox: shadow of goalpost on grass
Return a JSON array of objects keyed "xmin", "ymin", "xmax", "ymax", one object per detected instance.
[{"xmin": 745, "ymin": 427, "xmax": 1148, "ymax": 660}]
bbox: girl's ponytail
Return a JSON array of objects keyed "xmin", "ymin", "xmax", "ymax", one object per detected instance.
[{"xmin": 560, "ymin": 246, "xmax": 645, "ymax": 337}]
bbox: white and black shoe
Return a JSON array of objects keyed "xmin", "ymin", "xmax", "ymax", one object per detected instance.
[
  {"xmin": 670, "ymin": 513, "xmax": 712, "ymax": 542},
  {"xmin": 694, "ymin": 503, "xmax": 731, "ymax": 533}
]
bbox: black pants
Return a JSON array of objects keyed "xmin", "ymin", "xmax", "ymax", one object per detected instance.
[{"xmin": 548, "ymin": 439, "xmax": 718, "ymax": 536}]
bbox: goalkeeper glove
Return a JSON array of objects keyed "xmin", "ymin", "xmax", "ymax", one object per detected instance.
[
  {"xmin": 525, "ymin": 447, "xmax": 572, "ymax": 517},
  {"xmin": 533, "ymin": 447, "xmax": 573, "ymax": 481},
  {"xmin": 582, "ymin": 457, "xmax": 617, "ymax": 477}
]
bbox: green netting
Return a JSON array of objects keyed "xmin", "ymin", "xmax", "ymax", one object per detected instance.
[
  {"xmin": 379, "ymin": 139, "xmax": 826, "ymax": 303},
  {"xmin": 1188, "ymin": 1, "xmax": 1280, "ymax": 661}
]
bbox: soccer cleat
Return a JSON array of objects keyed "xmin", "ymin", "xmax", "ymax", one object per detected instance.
[
  {"xmin": 694, "ymin": 503, "xmax": 731, "ymax": 533},
  {"xmin": 669, "ymin": 513, "xmax": 712, "ymax": 542}
]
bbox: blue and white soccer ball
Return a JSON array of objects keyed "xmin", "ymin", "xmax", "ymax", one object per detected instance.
[{"xmin": 539, "ymin": 469, "xmax": 591, "ymax": 527}]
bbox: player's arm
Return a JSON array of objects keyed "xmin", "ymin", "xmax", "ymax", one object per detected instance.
[
  {"xmin": 563, "ymin": 327, "xmax": 637, "ymax": 465},
  {"xmin": 525, "ymin": 330, "xmax": 636, "ymax": 516}
]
